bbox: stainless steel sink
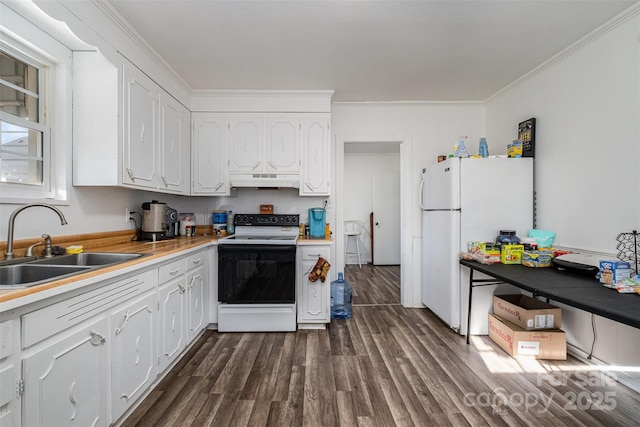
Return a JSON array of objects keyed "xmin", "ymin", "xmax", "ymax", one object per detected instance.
[
  {"xmin": 31, "ymin": 252, "xmax": 146, "ymax": 266},
  {"xmin": 0, "ymin": 252, "xmax": 150, "ymax": 288},
  {"xmin": 0, "ymin": 264, "xmax": 92, "ymax": 288}
]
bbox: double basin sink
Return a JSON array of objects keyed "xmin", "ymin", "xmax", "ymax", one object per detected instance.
[{"xmin": 0, "ymin": 252, "xmax": 150, "ymax": 289}]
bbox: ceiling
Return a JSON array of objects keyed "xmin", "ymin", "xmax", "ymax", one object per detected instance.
[{"xmin": 106, "ymin": 0, "xmax": 636, "ymax": 102}]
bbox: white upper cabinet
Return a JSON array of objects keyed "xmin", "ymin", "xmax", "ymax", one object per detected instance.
[
  {"xmin": 228, "ymin": 117, "xmax": 264, "ymax": 173},
  {"xmin": 73, "ymin": 52, "xmax": 190, "ymax": 195},
  {"xmin": 191, "ymin": 114, "xmax": 230, "ymax": 195},
  {"xmin": 159, "ymin": 93, "xmax": 190, "ymax": 194},
  {"xmin": 122, "ymin": 62, "xmax": 158, "ymax": 189},
  {"xmin": 265, "ymin": 117, "xmax": 300, "ymax": 173},
  {"xmin": 300, "ymin": 116, "xmax": 330, "ymax": 196},
  {"xmin": 228, "ymin": 115, "xmax": 300, "ymax": 174}
]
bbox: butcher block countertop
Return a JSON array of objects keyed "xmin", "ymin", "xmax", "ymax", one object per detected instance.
[
  {"xmin": 0, "ymin": 229, "xmax": 221, "ymax": 307},
  {"xmin": 0, "ymin": 229, "xmax": 333, "ymax": 308}
]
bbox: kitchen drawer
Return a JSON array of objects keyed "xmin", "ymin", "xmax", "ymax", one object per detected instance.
[
  {"xmin": 186, "ymin": 251, "xmax": 205, "ymax": 271},
  {"xmin": 22, "ymin": 269, "xmax": 157, "ymax": 349},
  {"xmin": 300, "ymin": 246, "xmax": 330, "ymax": 261},
  {"xmin": 159, "ymin": 257, "xmax": 185, "ymax": 284}
]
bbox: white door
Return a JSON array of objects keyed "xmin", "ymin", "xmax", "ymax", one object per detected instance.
[{"xmin": 372, "ymin": 172, "xmax": 401, "ymax": 265}]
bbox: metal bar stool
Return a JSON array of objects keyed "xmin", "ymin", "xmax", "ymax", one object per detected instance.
[{"xmin": 344, "ymin": 220, "xmax": 364, "ymax": 268}]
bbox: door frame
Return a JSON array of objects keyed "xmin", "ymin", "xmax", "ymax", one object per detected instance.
[{"xmin": 335, "ymin": 133, "xmax": 413, "ymax": 307}]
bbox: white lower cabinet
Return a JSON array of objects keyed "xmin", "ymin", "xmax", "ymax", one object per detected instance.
[
  {"xmin": 22, "ymin": 317, "xmax": 109, "ymax": 427},
  {"xmin": 158, "ymin": 270, "xmax": 186, "ymax": 373},
  {"xmin": 110, "ymin": 291, "xmax": 157, "ymax": 421},
  {"xmin": 297, "ymin": 245, "xmax": 332, "ymax": 325},
  {"xmin": 186, "ymin": 250, "xmax": 207, "ymax": 342},
  {"xmin": 7, "ymin": 246, "xmax": 213, "ymax": 427}
]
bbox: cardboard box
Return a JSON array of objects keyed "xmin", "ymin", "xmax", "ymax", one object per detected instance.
[
  {"xmin": 488, "ymin": 314, "xmax": 566, "ymax": 360},
  {"xmin": 493, "ymin": 294, "xmax": 561, "ymax": 330},
  {"xmin": 599, "ymin": 260, "xmax": 631, "ymax": 288}
]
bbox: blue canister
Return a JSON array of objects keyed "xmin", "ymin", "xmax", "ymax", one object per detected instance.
[
  {"xmin": 496, "ymin": 230, "xmax": 520, "ymax": 245},
  {"xmin": 212, "ymin": 210, "xmax": 227, "ymax": 236}
]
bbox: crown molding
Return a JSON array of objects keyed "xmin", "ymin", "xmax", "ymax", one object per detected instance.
[{"xmin": 91, "ymin": 0, "xmax": 191, "ymax": 93}]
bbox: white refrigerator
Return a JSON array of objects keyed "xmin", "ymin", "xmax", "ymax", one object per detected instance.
[{"xmin": 420, "ymin": 157, "xmax": 533, "ymax": 335}]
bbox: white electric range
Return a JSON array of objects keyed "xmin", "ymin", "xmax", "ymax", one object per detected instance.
[{"xmin": 217, "ymin": 214, "xmax": 300, "ymax": 332}]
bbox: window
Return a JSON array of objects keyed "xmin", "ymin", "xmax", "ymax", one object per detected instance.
[
  {"xmin": 0, "ymin": 51, "xmax": 47, "ymax": 187},
  {"xmin": 0, "ymin": 2, "xmax": 71, "ymax": 203}
]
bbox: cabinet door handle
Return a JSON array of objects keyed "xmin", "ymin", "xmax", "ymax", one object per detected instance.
[
  {"xmin": 139, "ymin": 123, "xmax": 145, "ymax": 144},
  {"xmin": 191, "ymin": 258, "xmax": 202, "ymax": 265},
  {"xmin": 169, "ymin": 268, "xmax": 181, "ymax": 275},
  {"xmin": 251, "ymin": 161, "xmax": 261, "ymax": 171},
  {"xmin": 115, "ymin": 310, "xmax": 130, "ymax": 336},
  {"xmin": 90, "ymin": 330, "xmax": 107, "ymax": 345},
  {"xmin": 126, "ymin": 168, "xmax": 136, "ymax": 181},
  {"xmin": 188, "ymin": 274, "xmax": 200, "ymax": 289},
  {"xmin": 267, "ymin": 160, "xmax": 277, "ymax": 170},
  {"xmin": 161, "ymin": 176, "xmax": 168, "ymax": 187},
  {"xmin": 178, "ymin": 284, "xmax": 186, "ymax": 293},
  {"xmin": 213, "ymin": 182, "xmax": 223, "ymax": 191}
]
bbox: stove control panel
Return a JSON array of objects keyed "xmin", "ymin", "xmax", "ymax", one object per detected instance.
[{"xmin": 234, "ymin": 214, "xmax": 300, "ymax": 227}]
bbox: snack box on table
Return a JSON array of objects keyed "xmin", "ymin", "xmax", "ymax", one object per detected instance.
[
  {"xmin": 488, "ymin": 313, "xmax": 567, "ymax": 360},
  {"xmin": 493, "ymin": 294, "xmax": 561, "ymax": 330},
  {"xmin": 501, "ymin": 244, "xmax": 524, "ymax": 264},
  {"xmin": 522, "ymin": 250, "xmax": 553, "ymax": 267},
  {"xmin": 599, "ymin": 260, "xmax": 631, "ymax": 288}
]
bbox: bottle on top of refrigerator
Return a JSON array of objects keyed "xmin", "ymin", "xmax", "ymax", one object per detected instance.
[
  {"xmin": 454, "ymin": 136, "xmax": 469, "ymax": 158},
  {"xmin": 479, "ymin": 138, "xmax": 489, "ymax": 158}
]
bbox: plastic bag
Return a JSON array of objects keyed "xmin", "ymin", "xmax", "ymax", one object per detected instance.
[{"xmin": 529, "ymin": 229, "xmax": 556, "ymax": 248}]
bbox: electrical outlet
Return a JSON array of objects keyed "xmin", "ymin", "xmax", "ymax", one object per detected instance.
[{"xmin": 125, "ymin": 208, "xmax": 131, "ymax": 222}]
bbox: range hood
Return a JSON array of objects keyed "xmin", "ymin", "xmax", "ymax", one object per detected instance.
[{"xmin": 229, "ymin": 173, "xmax": 300, "ymax": 188}]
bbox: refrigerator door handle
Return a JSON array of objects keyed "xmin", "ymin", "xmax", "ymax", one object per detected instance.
[{"xmin": 419, "ymin": 178, "xmax": 425, "ymax": 210}]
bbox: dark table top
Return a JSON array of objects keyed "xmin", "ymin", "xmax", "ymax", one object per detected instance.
[{"xmin": 460, "ymin": 259, "xmax": 640, "ymax": 329}]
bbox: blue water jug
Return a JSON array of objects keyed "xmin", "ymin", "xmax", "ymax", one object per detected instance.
[{"xmin": 331, "ymin": 272, "xmax": 352, "ymax": 319}]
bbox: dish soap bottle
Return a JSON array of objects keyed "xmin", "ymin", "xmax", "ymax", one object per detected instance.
[
  {"xmin": 479, "ymin": 137, "xmax": 489, "ymax": 158},
  {"xmin": 454, "ymin": 136, "xmax": 469, "ymax": 158},
  {"xmin": 226, "ymin": 211, "xmax": 234, "ymax": 235}
]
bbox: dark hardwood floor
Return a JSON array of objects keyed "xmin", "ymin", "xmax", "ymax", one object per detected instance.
[{"xmin": 122, "ymin": 264, "xmax": 640, "ymax": 426}]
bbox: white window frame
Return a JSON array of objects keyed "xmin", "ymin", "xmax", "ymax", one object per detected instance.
[{"xmin": 0, "ymin": 5, "xmax": 70, "ymax": 204}]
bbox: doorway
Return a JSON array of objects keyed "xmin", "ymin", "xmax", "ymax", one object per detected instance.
[
  {"xmin": 336, "ymin": 134, "xmax": 414, "ymax": 307},
  {"xmin": 343, "ymin": 144, "xmax": 400, "ymax": 266}
]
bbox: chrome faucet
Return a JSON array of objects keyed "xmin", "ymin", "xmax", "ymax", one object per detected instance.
[{"xmin": 4, "ymin": 204, "xmax": 68, "ymax": 259}]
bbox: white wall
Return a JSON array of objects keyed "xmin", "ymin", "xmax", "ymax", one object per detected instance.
[
  {"xmin": 485, "ymin": 12, "xmax": 640, "ymax": 388},
  {"xmin": 486, "ymin": 14, "xmax": 640, "ymax": 254},
  {"xmin": 332, "ymin": 102, "xmax": 486, "ymax": 305}
]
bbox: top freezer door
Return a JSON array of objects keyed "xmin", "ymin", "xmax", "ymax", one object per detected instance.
[{"xmin": 422, "ymin": 157, "xmax": 460, "ymax": 210}]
